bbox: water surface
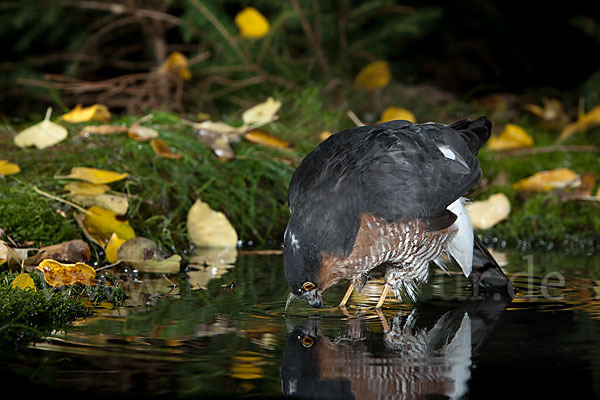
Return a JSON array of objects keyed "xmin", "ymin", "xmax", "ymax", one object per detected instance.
[{"xmin": 2, "ymin": 250, "xmax": 600, "ymax": 399}]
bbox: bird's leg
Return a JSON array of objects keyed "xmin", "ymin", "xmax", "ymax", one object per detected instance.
[
  {"xmin": 337, "ymin": 282, "xmax": 355, "ymax": 308},
  {"xmin": 375, "ymin": 308, "xmax": 390, "ymax": 332},
  {"xmin": 375, "ymin": 283, "xmax": 391, "ymax": 309}
]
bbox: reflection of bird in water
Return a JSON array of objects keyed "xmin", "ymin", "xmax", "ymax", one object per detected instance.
[
  {"xmin": 281, "ymin": 297, "xmax": 510, "ymax": 399},
  {"xmin": 283, "ymin": 117, "xmax": 512, "ymax": 309}
]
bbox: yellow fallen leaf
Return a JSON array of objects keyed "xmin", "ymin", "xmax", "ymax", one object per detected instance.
[
  {"xmin": 61, "ymin": 167, "xmax": 129, "ymax": 184},
  {"xmin": 0, "ymin": 160, "xmax": 20, "ymax": 176},
  {"xmin": 559, "ymin": 105, "xmax": 600, "ymax": 142},
  {"xmin": 105, "ymin": 232, "xmax": 126, "ymax": 263},
  {"xmin": 116, "ymin": 237, "xmax": 181, "ymax": 273},
  {"xmin": 513, "ymin": 168, "xmax": 580, "ymax": 191},
  {"xmin": 151, "ymin": 138, "xmax": 182, "ymax": 159},
  {"xmin": 64, "ymin": 181, "xmax": 111, "ymax": 196},
  {"xmin": 81, "ymin": 206, "xmax": 135, "ymax": 246},
  {"xmin": 319, "ymin": 131, "xmax": 332, "ymax": 141},
  {"xmin": 14, "ymin": 107, "xmax": 68, "ymax": 149},
  {"xmin": 354, "ymin": 60, "xmax": 391, "ymax": 91},
  {"xmin": 187, "ymin": 199, "xmax": 238, "ymax": 247},
  {"xmin": 234, "ymin": 7, "xmax": 270, "ymax": 39},
  {"xmin": 245, "ymin": 130, "xmax": 289, "ymax": 149},
  {"xmin": 242, "ymin": 97, "xmax": 281, "ymax": 127},
  {"xmin": 466, "ymin": 193, "xmax": 511, "ymax": 230},
  {"xmin": 486, "ymin": 124, "xmax": 534, "ymax": 151},
  {"xmin": 377, "ymin": 106, "xmax": 416, "ymax": 124},
  {"xmin": 36, "ymin": 259, "xmax": 96, "ymax": 287},
  {"xmin": 157, "ymin": 51, "xmax": 191, "ymax": 80},
  {"xmin": 11, "ymin": 273, "xmax": 36, "ymax": 291},
  {"xmin": 60, "ymin": 104, "xmax": 111, "ymax": 123}
]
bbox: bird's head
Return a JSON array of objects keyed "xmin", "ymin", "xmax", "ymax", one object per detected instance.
[{"xmin": 283, "ymin": 222, "xmax": 324, "ymax": 309}]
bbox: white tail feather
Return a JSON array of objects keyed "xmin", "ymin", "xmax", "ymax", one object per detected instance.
[{"xmin": 446, "ymin": 198, "xmax": 473, "ymax": 277}]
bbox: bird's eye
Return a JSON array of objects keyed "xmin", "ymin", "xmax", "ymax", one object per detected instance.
[
  {"xmin": 302, "ymin": 282, "xmax": 315, "ymax": 291},
  {"xmin": 301, "ymin": 336, "xmax": 314, "ymax": 348}
]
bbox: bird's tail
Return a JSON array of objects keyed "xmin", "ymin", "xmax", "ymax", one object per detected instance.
[
  {"xmin": 469, "ymin": 235, "xmax": 514, "ymax": 296},
  {"xmin": 449, "ymin": 116, "xmax": 492, "ymax": 155}
]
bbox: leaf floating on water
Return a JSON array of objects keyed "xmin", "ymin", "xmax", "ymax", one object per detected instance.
[
  {"xmin": 235, "ymin": 7, "xmax": 270, "ymax": 39},
  {"xmin": 11, "ymin": 273, "xmax": 36, "ymax": 292},
  {"xmin": 151, "ymin": 138, "xmax": 183, "ymax": 159},
  {"xmin": 242, "ymin": 97, "xmax": 281, "ymax": 127},
  {"xmin": 14, "ymin": 108, "xmax": 68, "ymax": 149},
  {"xmin": 61, "ymin": 167, "xmax": 129, "ymax": 184},
  {"xmin": 354, "ymin": 60, "xmax": 391, "ymax": 91},
  {"xmin": 64, "ymin": 181, "xmax": 111, "ymax": 196},
  {"xmin": 36, "ymin": 259, "xmax": 96, "ymax": 287},
  {"xmin": 377, "ymin": 106, "xmax": 416, "ymax": 124},
  {"xmin": 559, "ymin": 105, "xmax": 600, "ymax": 142},
  {"xmin": 245, "ymin": 129, "xmax": 290, "ymax": 149},
  {"xmin": 187, "ymin": 199, "xmax": 238, "ymax": 248},
  {"xmin": 105, "ymin": 232, "xmax": 126, "ymax": 264},
  {"xmin": 187, "ymin": 247, "xmax": 237, "ymax": 290},
  {"xmin": 25, "ymin": 239, "xmax": 91, "ymax": 266},
  {"xmin": 117, "ymin": 237, "xmax": 181, "ymax": 273},
  {"xmin": 0, "ymin": 160, "xmax": 20, "ymax": 176},
  {"xmin": 157, "ymin": 51, "xmax": 191, "ymax": 80},
  {"xmin": 60, "ymin": 104, "xmax": 111, "ymax": 123},
  {"xmin": 513, "ymin": 168, "xmax": 581, "ymax": 192},
  {"xmin": 78, "ymin": 206, "xmax": 135, "ymax": 247},
  {"xmin": 486, "ymin": 123, "xmax": 534, "ymax": 151},
  {"xmin": 466, "ymin": 193, "xmax": 511, "ymax": 230}
]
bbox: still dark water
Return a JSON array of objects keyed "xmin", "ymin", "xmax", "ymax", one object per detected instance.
[{"xmin": 2, "ymin": 249, "xmax": 600, "ymax": 399}]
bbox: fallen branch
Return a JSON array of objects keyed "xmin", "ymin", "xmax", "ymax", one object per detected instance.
[{"xmin": 495, "ymin": 145, "xmax": 600, "ymax": 158}]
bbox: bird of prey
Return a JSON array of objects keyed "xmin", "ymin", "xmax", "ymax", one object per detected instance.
[{"xmin": 283, "ymin": 116, "xmax": 511, "ymax": 309}]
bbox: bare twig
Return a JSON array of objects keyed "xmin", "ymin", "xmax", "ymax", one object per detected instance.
[
  {"xmin": 33, "ymin": 187, "xmax": 88, "ymax": 214},
  {"xmin": 290, "ymin": 0, "xmax": 330, "ymax": 76},
  {"xmin": 187, "ymin": 0, "xmax": 247, "ymax": 63},
  {"xmin": 346, "ymin": 110, "xmax": 365, "ymax": 127},
  {"xmin": 495, "ymin": 145, "xmax": 600, "ymax": 158}
]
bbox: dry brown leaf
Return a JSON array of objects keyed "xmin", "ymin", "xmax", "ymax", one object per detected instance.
[
  {"xmin": 151, "ymin": 138, "xmax": 183, "ymax": 159},
  {"xmin": 513, "ymin": 168, "xmax": 580, "ymax": 192},
  {"xmin": 36, "ymin": 259, "xmax": 96, "ymax": 287},
  {"xmin": 187, "ymin": 199, "xmax": 238, "ymax": 247},
  {"xmin": 0, "ymin": 241, "xmax": 24, "ymax": 271},
  {"xmin": 523, "ymin": 98, "xmax": 569, "ymax": 127},
  {"xmin": 25, "ymin": 239, "xmax": 91, "ymax": 266},
  {"xmin": 466, "ymin": 193, "xmax": 511, "ymax": 230}
]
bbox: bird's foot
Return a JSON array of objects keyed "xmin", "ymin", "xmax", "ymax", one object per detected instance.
[{"xmin": 375, "ymin": 283, "xmax": 391, "ymax": 309}]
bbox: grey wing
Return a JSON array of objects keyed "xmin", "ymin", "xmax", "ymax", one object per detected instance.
[{"xmin": 358, "ymin": 123, "xmax": 481, "ymax": 226}]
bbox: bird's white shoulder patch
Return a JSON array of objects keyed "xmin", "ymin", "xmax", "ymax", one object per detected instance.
[
  {"xmin": 437, "ymin": 144, "xmax": 456, "ymax": 160},
  {"xmin": 446, "ymin": 198, "xmax": 473, "ymax": 277},
  {"xmin": 285, "ymin": 227, "xmax": 300, "ymax": 250}
]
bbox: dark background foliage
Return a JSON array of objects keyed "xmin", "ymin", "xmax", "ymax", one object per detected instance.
[{"xmin": 1, "ymin": 0, "xmax": 599, "ymax": 117}]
